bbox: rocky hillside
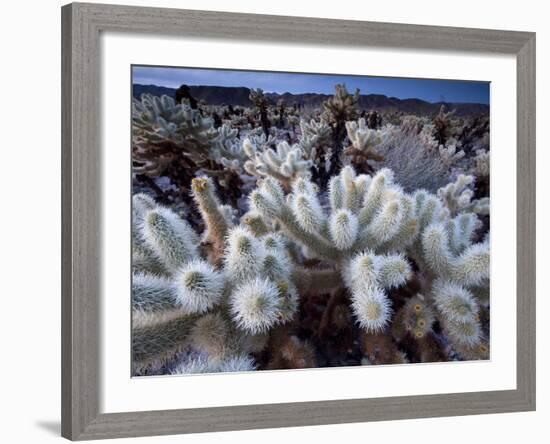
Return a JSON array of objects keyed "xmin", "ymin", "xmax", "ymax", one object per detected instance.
[{"xmin": 132, "ymin": 84, "xmax": 489, "ymax": 117}]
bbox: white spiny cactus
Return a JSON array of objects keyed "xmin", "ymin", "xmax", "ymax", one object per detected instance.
[
  {"xmin": 432, "ymin": 279, "xmax": 482, "ymax": 347},
  {"xmin": 329, "ymin": 209, "xmax": 359, "ymax": 250},
  {"xmin": 410, "ymin": 182, "xmax": 489, "ymax": 354},
  {"xmin": 298, "ymin": 118, "xmax": 332, "ymax": 163},
  {"xmin": 438, "ymin": 140, "xmax": 465, "ymax": 167},
  {"xmin": 210, "ymin": 124, "xmax": 248, "ymax": 176},
  {"xmin": 345, "ymin": 118, "xmax": 384, "ymax": 154},
  {"xmin": 262, "ymin": 248, "xmax": 292, "ymax": 281},
  {"xmin": 141, "ymin": 206, "xmax": 200, "ymax": 271},
  {"xmin": 437, "ymin": 174, "xmax": 489, "ymax": 216},
  {"xmin": 132, "ymin": 94, "xmax": 219, "ymax": 175},
  {"xmin": 132, "ymin": 273, "xmax": 178, "ymax": 314},
  {"xmin": 351, "ymin": 285, "xmax": 393, "ymax": 332},
  {"xmin": 290, "ymin": 191, "xmax": 326, "ymax": 235},
  {"xmin": 421, "ymin": 223, "xmax": 489, "ymax": 287},
  {"xmin": 366, "ymin": 196, "xmax": 405, "ymax": 245},
  {"xmin": 432, "ymin": 279, "xmax": 479, "ymax": 324},
  {"xmin": 343, "ymin": 251, "xmax": 379, "ymax": 289},
  {"xmin": 358, "ymin": 168, "xmax": 394, "ymax": 225},
  {"xmin": 132, "ymin": 314, "xmax": 198, "ymax": 374},
  {"xmin": 243, "ymin": 139, "xmax": 312, "ymax": 185},
  {"xmin": 473, "ymin": 148, "xmax": 490, "ymax": 177},
  {"xmin": 133, "ymin": 192, "xmax": 157, "ymax": 216},
  {"xmin": 246, "ymin": 163, "xmax": 488, "ymax": 354},
  {"xmin": 171, "ymin": 356, "xmax": 218, "ymax": 374},
  {"xmin": 189, "ymin": 312, "xmax": 229, "ymax": 357},
  {"xmin": 376, "ymin": 253, "xmax": 412, "ymax": 289},
  {"xmin": 132, "ymin": 196, "xmax": 295, "ymax": 374},
  {"xmin": 173, "ymin": 259, "xmax": 225, "ymax": 314},
  {"xmin": 132, "ymin": 152, "xmax": 490, "ymax": 372},
  {"xmin": 191, "ymin": 176, "xmax": 232, "ymax": 253},
  {"xmin": 132, "ymin": 195, "xmax": 169, "ymax": 276},
  {"xmin": 172, "ymin": 354, "xmax": 256, "ymax": 375},
  {"xmin": 251, "ymin": 167, "xmax": 422, "ymax": 262},
  {"xmin": 229, "ymin": 277, "xmax": 283, "ymax": 334},
  {"xmin": 224, "ymin": 226, "xmax": 265, "ymax": 284},
  {"xmin": 218, "ymin": 354, "xmax": 257, "ymax": 372},
  {"xmin": 344, "ymin": 251, "xmax": 411, "ymax": 332}
]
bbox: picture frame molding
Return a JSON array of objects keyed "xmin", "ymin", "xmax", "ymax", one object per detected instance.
[{"xmin": 61, "ymin": 2, "xmax": 536, "ymax": 440}]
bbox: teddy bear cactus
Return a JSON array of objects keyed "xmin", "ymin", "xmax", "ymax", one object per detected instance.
[
  {"xmin": 132, "ymin": 176, "xmax": 304, "ymax": 375},
  {"xmin": 132, "ymin": 159, "xmax": 490, "ymax": 375}
]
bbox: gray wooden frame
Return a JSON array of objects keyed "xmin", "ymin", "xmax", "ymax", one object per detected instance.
[{"xmin": 61, "ymin": 2, "xmax": 536, "ymax": 440}]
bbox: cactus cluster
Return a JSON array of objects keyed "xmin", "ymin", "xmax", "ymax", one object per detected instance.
[
  {"xmin": 243, "ymin": 138, "xmax": 313, "ymax": 189},
  {"xmin": 132, "ymin": 179, "xmax": 298, "ymax": 375},
  {"xmin": 132, "ymin": 80, "xmax": 491, "ymax": 375},
  {"xmin": 133, "ymin": 165, "xmax": 490, "ymax": 374}
]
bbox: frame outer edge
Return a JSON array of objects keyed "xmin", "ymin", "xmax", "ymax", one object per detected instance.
[
  {"xmin": 75, "ymin": 2, "xmax": 531, "ymax": 53},
  {"xmin": 516, "ymin": 34, "xmax": 536, "ymax": 410},
  {"xmin": 61, "ymin": 2, "xmax": 537, "ymax": 440},
  {"xmin": 62, "ymin": 2, "xmax": 102, "ymax": 440},
  {"xmin": 61, "ymin": 2, "xmax": 74, "ymax": 439}
]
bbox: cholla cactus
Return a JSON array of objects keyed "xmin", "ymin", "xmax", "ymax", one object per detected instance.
[
  {"xmin": 344, "ymin": 251, "xmax": 411, "ymax": 332},
  {"xmin": 210, "ymin": 124, "xmax": 248, "ymax": 176},
  {"xmin": 230, "ymin": 277, "xmax": 285, "ymax": 334},
  {"xmin": 431, "ymin": 279, "xmax": 484, "ymax": 351},
  {"xmin": 173, "ymin": 259, "xmax": 225, "ymax": 314},
  {"xmin": 132, "ymin": 94, "xmax": 218, "ymax": 175},
  {"xmin": 400, "ymin": 115, "xmax": 429, "ymax": 134},
  {"xmin": 140, "ymin": 206, "xmax": 200, "ymax": 272},
  {"xmin": 248, "ymin": 165, "xmax": 489, "ymax": 357},
  {"xmin": 433, "ymin": 105, "xmax": 456, "ymax": 145},
  {"xmin": 322, "ymin": 84, "xmax": 360, "ymax": 174},
  {"xmin": 132, "ymin": 182, "xmax": 300, "ymax": 374},
  {"xmin": 172, "ymin": 354, "xmax": 256, "ymax": 375},
  {"xmin": 298, "ymin": 119, "xmax": 332, "ymax": 162},
  {"xmin": 412, "ymin": 196, "xmax": 489, "ymax": 355},
  {"xmin": 364, "ymin": 110, "xmax": 383, "ymax": 129},
  {"xmin": 473, "ymin": 148, "xmax": 490, "ymax": 178},
  {"xmin": 344, "ymin": 118, "xmax": 385, "ymax": 171},
  {"xmin": 437, "ymin": 174, "xmax": 490, "ymax": 216},
  {"xmin": 132, "ymin": 94, "xmax": 248, "ymax": 201},
  {"xmin": 249, "ymin": 88, "xmax": 271, "ymax": 137},
  {"xmin": 421, "ymin": 223, "xmax": 489, "ymax": 286},
  {"xmin": 393, "ymin": 294, "xmax": 435, "ymax": 340},
  {"xmin": 133, "ymin": 161, "xmax": 491, "ymax": 372},
  {"xmin": 250, "ymin": 167, "xmax": 418, "ymax": 331},
  {"xmin": 297, "ymin": 118, "xmax": 336, "ymax": 186},
  {"xmin": 322, "ymin": 84, "xmax": 360, "ymax": 127},
  {"xmin": 438, "ymin": 139, "xmax": 465, "ymax": 168},
  {"xmin": 470, "ymin": 148, "xmax": 491, "ymax": 199},
  {"xmin": 243, "ymin": 139, "xmax": 313, "ymax": 189}
]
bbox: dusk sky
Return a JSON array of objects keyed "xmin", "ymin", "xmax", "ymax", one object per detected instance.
[{"xmin": 132, "ymin": 66, "xmax": 490, "ymax": 105}]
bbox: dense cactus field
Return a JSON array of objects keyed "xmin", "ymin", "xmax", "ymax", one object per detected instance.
[{"xmin": 131, "ymin": 82, "xmax": 490, "ymax": 376}]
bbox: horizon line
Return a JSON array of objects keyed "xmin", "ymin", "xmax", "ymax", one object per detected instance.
[{"xmin": 132, "ymin": 82, "xmax": 489, "ymax": 106}]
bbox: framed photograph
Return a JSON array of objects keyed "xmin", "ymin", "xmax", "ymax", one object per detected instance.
[{"xmin": 61, "ymin": 2, "xmax": 536, "ymax": 440}]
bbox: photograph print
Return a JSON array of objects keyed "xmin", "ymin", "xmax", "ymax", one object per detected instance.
[{"xmin": 131, "ymin": 65, "xmax": 490, "ymax": 377}]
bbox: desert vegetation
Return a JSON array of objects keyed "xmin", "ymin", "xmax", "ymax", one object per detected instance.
[{"xmin": 131, "ymin": 82, "xmax": 490, "ymax": 376}]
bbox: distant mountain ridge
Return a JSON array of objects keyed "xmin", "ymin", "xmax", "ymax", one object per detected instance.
[{"xmin": 132, "ymin": 84, "xmax": 489, "ymax": 117}]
